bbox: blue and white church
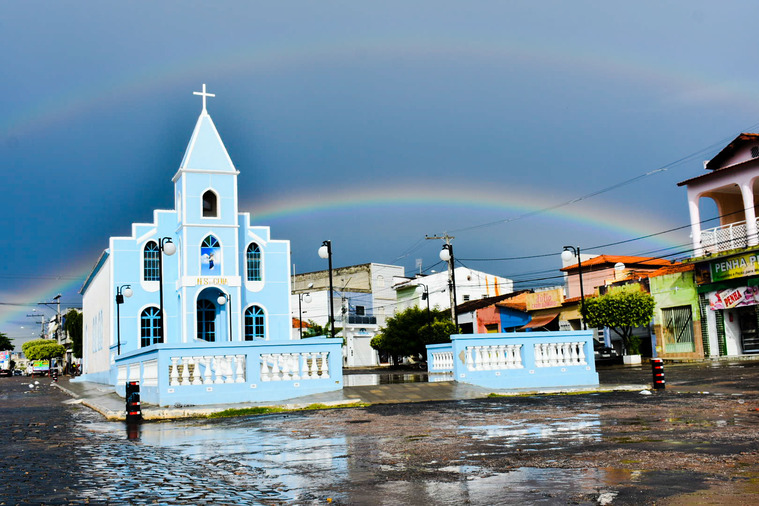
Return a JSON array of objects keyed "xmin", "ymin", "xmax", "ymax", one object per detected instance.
[{"xmin": 79, "ymin": 85, "xmax": 343, "ymax": 406}]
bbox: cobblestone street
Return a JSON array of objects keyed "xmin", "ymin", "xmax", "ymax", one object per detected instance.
[{"xmin": 2, "ymin": 361, "xmax": 759, "ymax": 505}]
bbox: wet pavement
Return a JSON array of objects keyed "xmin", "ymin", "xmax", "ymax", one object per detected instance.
[{"xmin": 2, "ymin": 360, "xmax": 759, "ymax": 505}]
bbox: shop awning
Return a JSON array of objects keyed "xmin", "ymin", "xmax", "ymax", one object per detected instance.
[{"xmin": 519, "ymin": 313, "xmax": 559, "ymax": 330}]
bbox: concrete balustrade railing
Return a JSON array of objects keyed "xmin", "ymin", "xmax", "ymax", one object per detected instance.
[
  {"xmin": 260, "ymin": 352, "xmax": 330, "ymax": 382},
  {"xmin": 427, "ymin": 330, "xmax": 598, "ymax": 390},
  {"xmin": 429, "ymin": 350, "xmax": 454, "ymax": 372},
  {"xmin": 168, "ymin": 354, "xmax": 247, "ymax": 386},
  {"xmin": 113, "ymin": 338, "xmax": 342, "ymax": 407}
]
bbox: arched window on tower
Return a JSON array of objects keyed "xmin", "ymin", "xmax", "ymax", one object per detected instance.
[
  {"xmin": 202, "ymin": 190, "xmax": 218, "ymax": 218},
  {"xmin": 144, "ymin": 241, "xmax": 159, "ymax": 281},
  {"xmin": 197, "ymin": 299, "xmax": 216, "ymax": 342},
  {"xmin": 244, "ymin": 305, "xmax": 265, "ymax": 340},
  {"xmin": 140, "ymin": 307, "xmax": 162, "ymax": 347},
  {"xmin": 246, "ymin": 243, "xmax": 261, "ymax": 281}
]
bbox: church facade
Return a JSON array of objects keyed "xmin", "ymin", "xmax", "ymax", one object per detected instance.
[{"xmin": 78, "ymin": 86, "xmax": 342, "ymax": 406}]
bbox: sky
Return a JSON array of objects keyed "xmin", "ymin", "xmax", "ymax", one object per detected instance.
[{"xmin": 3, "ymin": 1, "xmax": 759, "ymax": 349}]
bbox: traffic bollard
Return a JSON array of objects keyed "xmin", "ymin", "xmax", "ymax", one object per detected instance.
[
  {"xmin": 125, "ymin": 381, "xmax": 142, "ymax": 423},
  {"xmin": 651, "ymin": 358, "xmax": 665, "ymax": 390}
]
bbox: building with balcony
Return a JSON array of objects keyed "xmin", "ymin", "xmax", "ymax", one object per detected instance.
[
  {"xmin": 679, "ymin": 133, "xmax": 759, "ymax": 357},
  {"xmin": 292, "ymin": 263, "xmax": 404, "ymax": 367}
]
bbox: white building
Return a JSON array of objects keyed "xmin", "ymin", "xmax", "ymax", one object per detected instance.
[
  {"xmin": 292, "ymin": 263, "xmax": 405, "ymax": 367},
  {"xmin": 393, "ymin": 267, "xmax": 514, "ymax": 316}
]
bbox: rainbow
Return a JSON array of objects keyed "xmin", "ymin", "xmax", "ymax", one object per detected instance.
[
  {"xmin": 0, "ymin": 181, "xmax": 689, "ymax": 339},
  {"xmin": 5, "ymin": 36, "xmax": 759, "ymax": 138},
  {"xmin": 3, "ymin": 36, "xmax": 711, "ymax": 337},
  {"xmin": 244, "ymin": 183, "xmax": 686, "ymax": 248}
]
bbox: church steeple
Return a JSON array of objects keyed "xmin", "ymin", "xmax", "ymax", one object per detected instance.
[
  {"xmin": 175, "ymin": 84, "xmax": 237, "ymax": 175},
  {"xmin": 173, "ymin": 84, "xmax": 240, "ymax": 228}
]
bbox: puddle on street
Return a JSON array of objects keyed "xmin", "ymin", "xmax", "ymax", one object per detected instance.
[
  {"xmin": 458, "ymin": 413, "xmax": 601, "ymax": 451},
  {"xmin": 343, "ymin": 372, "xmax": 428, "ymax": 386},
  {"xmin": 357, "ymin": 467, "xmax": 632, "ymax": 505},
  {"xmin": 80, "ymin": 410, "xmax": 628, "ymax": 503}
]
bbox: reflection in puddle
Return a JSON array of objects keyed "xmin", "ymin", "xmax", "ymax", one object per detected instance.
[
  {"xmin": 459, "ymin": 413, "xmax": 601, "ymax": 451},
  {"xmin": 343, "ymin": 372, "xmax": 429, "ymax": 386},
  {"xmin": 83, "ymin": 411, "xmax": 617, "ymax": 503},
  {"xmin": 360, "ymin": 467, "xmax": 629, "ymax": 505}
]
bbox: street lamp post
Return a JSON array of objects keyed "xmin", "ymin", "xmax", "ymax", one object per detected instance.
[
  {"xmin": 318, "ymin": 240, "xmax": 336, "ymax": 339},
  {"xmin": 561, "ymin": 246, "xmax": 586, "ymax": 330},
  {"xmin": 419, "ymin": 284, "xmax": 431, "ymax": 326},
  {"xmin": 158, "ymin": 237, "xmax": 176, "ymax": 343},
  {"xmin": 217, "ymin": 293, "xmax": 233, "ymax": 341},
  {"xmin": 298, "ymin": 292, "xmax": 312, "ymax": 338},
  {"xmin": 439, "ymin": 244, "xmax": 459, "ymax": 329},
  {"xmin": 115, "ymin": 285, "xmax": 133, "ymax": 354}
]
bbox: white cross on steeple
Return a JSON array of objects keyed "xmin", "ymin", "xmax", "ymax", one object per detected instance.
[{"xmin": 193, "ymin": 83, "xmax": 215, "ymax": 113}]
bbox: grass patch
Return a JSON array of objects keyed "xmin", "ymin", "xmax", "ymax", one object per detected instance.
[
  {"xmin": 207, "ymin": 406, "xmax": 286, "ymax": 418},
  {"xmin": 206, "ymin": 401, "xmax": 370, "ymax": 419},
  {"xmin": 488, "ymin": 390, "xmax": 599, "ymax": 398}
]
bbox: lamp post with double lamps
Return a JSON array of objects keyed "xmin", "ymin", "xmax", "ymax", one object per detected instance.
[
  {"xmin": 318, "ymin": 240, "xmax": 336, "ymax": 339},
  {"xmin": 115, "ymin": 285, "xmax": 133, "ymax": 354},
  {"xmin": 217, "ymin": 293, "xmax": 233, "ymax": 341},
  {"xmin": 158, "ymin": 237, "xmax": 176, "ymax": 342},
  {"xmin": 561, "ymin": 246, "xmax": 586, "ymax": 330}
]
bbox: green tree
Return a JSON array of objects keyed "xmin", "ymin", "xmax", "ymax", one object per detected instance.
[
  {"xmin": 581, "ymin": 289, "xmax": 655, "ymax": 355},
  {"xmin": 22, "ymin": 339, "xmax": 67, "ymax": 361},
  {"xmin": 0, "ymin": 332, "xmax": 13, "ymax": 352},
  {"xmin": 64, "ymin": 309, "xmax": 83, "ymax": 358},
  {"xmin": 302, "ymin": 320, "xmax": 325, "ymax": 338},
  {"xmin": 371, "ymin": 306, "xmax": 455, "ymax": 360},
  {"xmin": 301, "ymin": 320, "xmax": 343, "ymax": 339}
]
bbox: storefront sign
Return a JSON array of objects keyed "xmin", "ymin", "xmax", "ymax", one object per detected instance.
[
  {"xmin": 709, "ymin": 285, "xmax": 759, "ymax": 310},
  {"xmin": 710, "ymin": 253, "xmax": 759, "ymax": 282},
  {"xmin": 525, "ymin": 288, "xmax": 564, "ymax": 311}
]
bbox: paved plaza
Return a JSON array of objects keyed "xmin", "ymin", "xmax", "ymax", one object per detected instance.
[{"xmin": 2, "ymin": 360, "xmax": 759, "ymax": 505}]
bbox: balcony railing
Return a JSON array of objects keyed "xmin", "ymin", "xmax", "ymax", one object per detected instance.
[
  {"xmin": 700, "ymin": 219, "xmax": 759, "ymax": 255},
  {"xmin": 346, "ymin": 315, "xmax": 377, "ymax": 325}
]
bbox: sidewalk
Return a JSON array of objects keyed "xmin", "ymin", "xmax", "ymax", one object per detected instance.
[{"xmin": 54, "ymin": 374, "xmax": 648, "ymax": 421}]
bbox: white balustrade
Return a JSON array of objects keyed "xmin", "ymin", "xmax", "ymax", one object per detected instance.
[
  {"xmin": 534, "ymin": 342, "xmax": 587, "ymax": 367},
  {"xmin": 168, "ymin": 354, "xmax": 247, "ymax": 386},
  {"xmin": 259, "ymin": 351, "xmax": 331, "ymax": 382},
  {"xmin": 464, "ymin": 344, "xmax": 524, "ymax": 371},
  {"xmin": 430, "ymin": 350, "xmax": 454, "ymax": 372}
]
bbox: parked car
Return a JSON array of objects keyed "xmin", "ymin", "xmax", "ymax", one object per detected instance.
[
  {"xmin": 0, "ymin": 369, "xmax": 11, "ymax": 377},
  {"xmin": 593, "ymin": 339, "xmax": 620, "ymax": 364},
  {"xmin": 13, "ymin": 370, "xmax": 23, "ymax": 376}
]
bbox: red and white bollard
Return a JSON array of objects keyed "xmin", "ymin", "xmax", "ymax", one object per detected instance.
[{"xmin": 652, "ymin": 358, "xmax": 665, "ymax": 390}]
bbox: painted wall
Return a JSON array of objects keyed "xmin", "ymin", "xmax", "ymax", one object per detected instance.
[
  {"xmin": 649, "ymin": 269, "xmax": 703, "ymax": 359},
  {"xmin": 81, "ymin": 254, "xmax": 112, "ymax": 381}
]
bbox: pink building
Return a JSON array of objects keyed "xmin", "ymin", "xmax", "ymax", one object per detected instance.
[{"xmin": 561, "ymin": 255, "xmax": 671, "ymax": 300}]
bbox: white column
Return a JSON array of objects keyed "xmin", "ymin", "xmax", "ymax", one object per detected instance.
[
  {"xmin": 688, "ymin": 193, "xmax": 703, "ymax": 257},
  {"xmin": 741, "ymin": 183, "xmax": 758, "ymax": 247}
]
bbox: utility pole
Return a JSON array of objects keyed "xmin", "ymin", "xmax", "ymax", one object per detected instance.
[
  {"xmin": 27, "ymin": 312, "xmax": 46, "ymax": 338},
  {"xmin": 426, "ymin": 234, "xmax": 458, "ymax": 328},
  {"xmin": 38, "ymin": 294, "xmax": 62, "ymax": 342}
]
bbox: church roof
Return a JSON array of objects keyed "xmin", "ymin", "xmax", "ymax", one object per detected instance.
[{"xmin": 178, "ymin": 112, "xmax": 236, "ymax": 173}]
